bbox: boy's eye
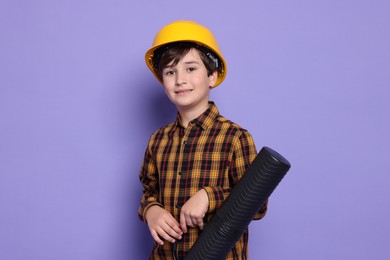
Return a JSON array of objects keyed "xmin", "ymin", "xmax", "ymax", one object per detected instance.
[
  {"xmin": 164, "ymin": 70, "xmax": 175, "ymax": 76},
  {"xmin": 187, "ymin": 67, "xmax": 196, "ymax": 72}
]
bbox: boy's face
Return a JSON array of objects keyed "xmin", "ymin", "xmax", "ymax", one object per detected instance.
[{"xmin": 161, "ymin": 48, "xmax": 217, "ymax": 113}]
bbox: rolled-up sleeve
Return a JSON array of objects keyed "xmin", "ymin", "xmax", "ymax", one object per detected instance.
[
  {"xmin": 203, "ymin": 129, "xmax": 267, "ymax": 219},
  {"xmin": 138, "ymin": 137, "xmax": 163, "ymax": 222}
]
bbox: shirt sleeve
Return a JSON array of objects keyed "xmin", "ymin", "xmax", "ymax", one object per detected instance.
[
  {"xmin": 138, "ymin": 135, "xmax": 163, "ymax": 223},
  {"xmin": 204, "ymin": 129, "xmax": 268, "ymax": 219}
]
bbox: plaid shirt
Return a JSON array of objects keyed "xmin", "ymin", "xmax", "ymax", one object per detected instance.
[{"xmin": 138, "ymin": 102, "xmax": 267, "ymax": 259}]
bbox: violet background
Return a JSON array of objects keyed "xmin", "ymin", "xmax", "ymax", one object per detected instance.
[{"xmin": 1, "ymin": 0, "xmax": 389, "ymax": 259}]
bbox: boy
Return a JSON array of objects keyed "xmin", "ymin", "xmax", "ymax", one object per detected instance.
[{"xmin": 138, "ymin": 20, "xmax": 267, "ymax": 259}]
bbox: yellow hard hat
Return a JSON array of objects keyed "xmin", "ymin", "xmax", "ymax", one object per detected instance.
[{"xmin": 145, "ymin": 20, "xmax": 227, "ymax": 88}]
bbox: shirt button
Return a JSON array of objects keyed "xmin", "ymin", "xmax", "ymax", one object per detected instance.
[
  {"xmin": 183, "ymin": 141, "xmax": 187, "ymax": 145},
  {"xmin": 176, "ymin": 204, "xmax": 181, "ymax": 209},
  {"xmin": 178, "ymin": 171, "xmax": 182, "ymax": 175}
]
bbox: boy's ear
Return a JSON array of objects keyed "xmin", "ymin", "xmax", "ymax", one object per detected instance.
[{"xmin": 209, "ymin": 71, "xmax": 218, "ymax": 88}]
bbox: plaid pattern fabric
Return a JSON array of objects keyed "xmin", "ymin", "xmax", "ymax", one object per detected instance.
[{"xmin": 138, "ymin": 102, "xmax": 267, "ymax": 259}]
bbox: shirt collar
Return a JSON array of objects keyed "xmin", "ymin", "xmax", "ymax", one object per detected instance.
[{"xmin": 175, "ymin": 101, "xmax": 219, "ymax": 130}]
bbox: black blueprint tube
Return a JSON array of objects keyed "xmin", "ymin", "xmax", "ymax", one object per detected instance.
[{"xmin": 184, "ymin": 146, "xmax": 291, "ymax": 260}]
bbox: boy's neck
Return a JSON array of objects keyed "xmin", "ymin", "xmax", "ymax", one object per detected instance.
[{"xmin": 178, "ymin": 102, "xmax": 210, "ymax": 128}]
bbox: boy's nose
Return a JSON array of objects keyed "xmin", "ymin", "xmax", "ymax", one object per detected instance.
[{"xmin": 175, "ymin": 72, "xmax": 187, "ymax": 86}]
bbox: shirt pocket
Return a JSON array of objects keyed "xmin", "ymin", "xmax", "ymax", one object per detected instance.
[{"xmin": 193, "ymin": 151, "xmax": 231, "ymax": 187}]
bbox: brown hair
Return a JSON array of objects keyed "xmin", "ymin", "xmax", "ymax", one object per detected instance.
[{"xmin": 153, "ymin": 42, "xmax": 220, "ymax": 80}]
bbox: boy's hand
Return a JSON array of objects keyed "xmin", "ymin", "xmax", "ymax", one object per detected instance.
[
  {"xmin": 180, "ymin": 189, "xmax": 209, "ymax": 233},
  {"xmin": 145, "ymin": 205, "xmax": 183, "ymax": 246}
]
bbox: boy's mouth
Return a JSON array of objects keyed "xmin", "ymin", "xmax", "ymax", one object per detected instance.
[{"xmin": 176, "ymin": 89, "xmax": 192, "ymax": 95}]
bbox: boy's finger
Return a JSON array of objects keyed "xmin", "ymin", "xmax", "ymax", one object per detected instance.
[
  {"xmin": 197, "ymin": 217, "xmax": 204, "ymax": 230},
  {"xmin": 172, "ymin": 225, "xmax": 183, "ymax": 237},
  {"xmin": 188, "ymin": 216, "xmax": 197, "ymax": 227},
  {"xmin": 167, "ymin": 215, "xmax": 183, "ymax": 235},
  {"xmin": 151, "ymin": 230, "xmax": 164, "ymax": 246},
  {"xmin": 198, "ymin": 222, "xmax": 204, "ymax": 230},
  {"xmin": 191, "ymin": 218, "xmax": 198, "ymax": 227},
  {"xmin": 164, "ymin": 222, "xmax": 182, "ymax": 239},
  {"xmin": 156, "ymin": 226, "xmax": 176, "ymax": 244},
  {"xmin": 179, "ymin": 213, "xmax": 188, "ymax": 233}
]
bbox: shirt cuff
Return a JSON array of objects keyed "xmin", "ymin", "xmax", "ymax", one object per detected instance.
[
  {"xmin": 253, "ymin": 200, "xmax": 268, "ymax": 220},
  {"xmin": 142, "ymin": 202, "xmax": 163, "ymax": 223},
  {"xmin": 203, "ymin": 186, "xmax": 225, "ymax": 213}
]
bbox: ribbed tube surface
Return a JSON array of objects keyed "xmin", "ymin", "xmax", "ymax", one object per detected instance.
[{"xmin": 184, "ymin": 146, "xmax": 291, "ymax": 260}]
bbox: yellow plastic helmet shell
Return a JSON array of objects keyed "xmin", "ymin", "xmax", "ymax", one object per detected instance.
[{"xmin": 145, "ymin": 20, "xmax": 227, "ymax": 88}]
